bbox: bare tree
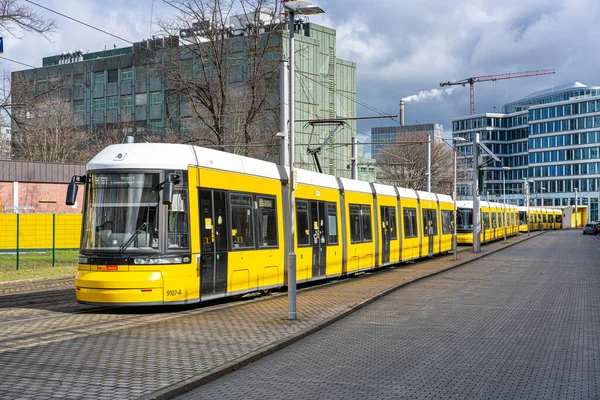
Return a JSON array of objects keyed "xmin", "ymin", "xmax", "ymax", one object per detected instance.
[
  {"xmin": 376, "ymin": 132, "xmax": 454, "ymax": 195},
  {"xmin": 11, "ymin": 92, "xmax": 89, "ymax": 163},
  {"xmin": 156, "ymin": 0, "xmax": 283, "ymax": 162},
  {"xmin": 0, "ymin": 0, "xmax": 57, "ymax": 39},
  {"xmin": 0, "ymin": 0, "xmax": 58, "ymax": 159}
]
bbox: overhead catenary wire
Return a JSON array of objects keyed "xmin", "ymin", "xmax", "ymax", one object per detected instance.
[
  {"xmin": 24, "ymin": 0, "xmax": 134, "ymax": 44},
  {"xmin": 0, "ymin": 56, "xmax": 36, "ymax": 68}
]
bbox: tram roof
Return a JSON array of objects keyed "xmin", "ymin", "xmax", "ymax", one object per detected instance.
[{"xmin": 87, "ymin": 143, "xmax": 282, "ymax": 180}]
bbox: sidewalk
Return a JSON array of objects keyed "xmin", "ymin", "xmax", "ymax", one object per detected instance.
[{"xmin": 0, "ymin": 232, "xmax": 543, "ymax": 400}]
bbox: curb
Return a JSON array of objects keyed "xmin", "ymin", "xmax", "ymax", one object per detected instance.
[{"xmin": 143, "ymin": 231, "xmax": 544, "ymax": 400}]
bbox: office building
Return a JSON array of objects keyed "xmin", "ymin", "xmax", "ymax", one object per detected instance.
[
  {"xmin": 371, "ymin": 123, "xmax": 443, "ymax": 159},
  {"xmin": 11, "ymin": 18, "xmax": 358, "ymax": 178},
  {"xmin": 452, "ymin": 82, "xmax": 600, "ymax": 221}
]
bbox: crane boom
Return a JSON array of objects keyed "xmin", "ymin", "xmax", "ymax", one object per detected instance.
[{"xmin": 440, "ymin": 69, "xmax": 555, "ymax": 115}]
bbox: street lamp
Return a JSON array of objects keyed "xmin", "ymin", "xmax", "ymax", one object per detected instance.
[
  {"xmin": 502, "ymin": 166, "xmax": 511, "ymax": 243},
  {"xmin": 283, "ymin": 0, "xmax": 325, "ymax": 321}
]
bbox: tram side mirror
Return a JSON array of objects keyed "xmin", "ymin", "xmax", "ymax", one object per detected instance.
[
  {"xmin": 163, "ymin": 180, "xmax": 174, "ymax": 205},
  {"xmin": 66, "ymin": 175, "xmax": 86, "ymax": 206},
  {"xmin": 162, "ymin": 173, "xmax": 181, "ymax": 205}
]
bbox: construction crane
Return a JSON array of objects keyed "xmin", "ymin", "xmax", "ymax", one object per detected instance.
[{"xmin": 440, "ymin": 69, "xmax": 555, "ymax": 115}]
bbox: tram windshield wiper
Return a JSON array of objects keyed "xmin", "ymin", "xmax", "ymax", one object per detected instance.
[{"xmin": 118, "ymin": 222, "xmax": 148, "ymax": 253}]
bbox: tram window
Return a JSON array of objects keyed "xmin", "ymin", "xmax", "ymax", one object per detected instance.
[
  {"xmin": 549, "ymin": 215, "xmax": 554, "ymax": 223},
  {"xmin": 257, "ymin": 196, "xmax": 277, "ymax": 248},
  {"xmin": 296, "ymin": 201, "xmax": 310, "ymax": 246},
  {"xmin": 326, "ymin": 203, "xmax": 338, "ymax": 245},
  {"xmin": 519, "ymin": 211, "xmax": 526, "ymax": 224},
  {"xmin": 230, "ymin": 193, "xmax": 254, "ymax": 249},
  {"xmin": 456, "ymin": 208, "xmax": 473, "ymax": 232},
  {"xmin": 482, "ymin": 212, "xmax": 490, "ymax": 229},
  {"xmin": 491, "ymin": 212, "xmax": 497, "ymax": 228},
  {"xmin": 442, "ymin": 210, "xmax": 453, "ymax": 234},
  {"xmin": 403, "ymin": 208, "xmax": 418, "ymax": 238},
  {"xmin": 389, "ymin": 208, "xmax": 397, "ymax": 240},
  {"xmin": 350, "ymin": 204, "xmax": 362, "ymax": 243},
  {"xmin": 167, "ymin": 189, "xmax": 189, "ymax": 249},
  {"xmin": 361, "ymin": 205, "xmax": 372, "ymax": 242},
  {"xmin": 543, "ymin": 214, "xmax": 547, "ymax": 223},
  {"xmin": 498, "ymin": 213, "xmax": 503, "ymax": 228}
]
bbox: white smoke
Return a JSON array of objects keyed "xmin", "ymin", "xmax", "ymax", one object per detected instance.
[{"xmin": 402, "ymin": 87, "xmax": 456, "ymax": 103}]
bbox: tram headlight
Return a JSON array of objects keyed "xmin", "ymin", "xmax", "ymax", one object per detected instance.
[
  {"xmin": 79, "ymin": 255, "xmax": 89, "ymax": 264},
  {"xmin": 133, "ymin": 257, "xmax": 183, "ymax": 265}
]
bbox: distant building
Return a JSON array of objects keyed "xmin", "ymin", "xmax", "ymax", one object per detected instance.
[
  {"xmin": 452, "ymin": 82, "xmax": 600, "ymax": 222},
  {"xmin": 11, "ymin": 17, "xmax": 361, "ymax": 178},
  {"xmin": 371, "ymin": 123, "xmax": 443, "ymax": 159}
]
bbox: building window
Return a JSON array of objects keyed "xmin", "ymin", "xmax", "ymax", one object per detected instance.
[
  {"xmin": 150, "ymin": 92, "xmax": 162, "ymax": 105},
  {"xmin": 148, "ymin": 120, "xmax": 163, "ymax": 134},
  {"xmin": 93, "ymin": 99, "xmax": 105, "ymax": 111},
  {"xmin": 136, "ymin": 66, "xmax": 147, "ymax": 80},
  {"xmin": 108, "ymin": 97, "xmax": 119, "ymax": 109},
  {"xmin": 121, "ymin": 68, "xmax": 133, "ymax": 81},
  {"xmin": 73, "ymin": 73, "xmax": 84, "ymax": 85},
  {"xmin": 93, "ymin": 72, "xmax": 104, "ymax": 85},
  {"xmin": 107, "ymin": 69, "xmax": 118, "ymax": 83},
  {"xmin": 73, "ymin": 100, "xmax": 85, "ymax": 113},
  {"xmin": 121, "ymin": 96, "xmax": 133, "ymax": 108}
]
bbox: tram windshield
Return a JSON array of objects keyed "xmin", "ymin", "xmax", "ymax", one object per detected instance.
[
  {"xmin": 519, "ymin": 211, "xmax": 527, "ymax": 224},
  {"xmin": 456, "ymin": 208, "xmax": 473, "ymax": 232},
  {"xmin": 82, "ymin": 173, "xmax": 160, "ymax": 252}
]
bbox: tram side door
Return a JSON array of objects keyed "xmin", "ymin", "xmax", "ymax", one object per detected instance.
[
  {"xmin": 199, "ymin": 189, "xmax": 228, "ymax": 296},
  {"xmin": 310, "ymin": 201, "xmax": 326, "ymax": 278},
  {"xmin": 380, "ymin": 207, "xmax": 391, "ymax": 265},
  {"xmin": 423, "ymin": 209, "xmax": 434, "ymax": 256}
]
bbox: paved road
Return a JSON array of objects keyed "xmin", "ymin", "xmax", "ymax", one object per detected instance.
[{"xmin": 178, "ymin": 229, "xmax": 600, "ymax": 400}]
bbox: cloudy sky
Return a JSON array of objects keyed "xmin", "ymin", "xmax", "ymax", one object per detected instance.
[{"xmin": 4, "ymin": 0, "xmax": 599, "ymax": 150}]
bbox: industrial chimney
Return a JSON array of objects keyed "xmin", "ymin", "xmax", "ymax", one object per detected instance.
[{"xmin": 399, "ymin": 100, "xmax": 405, "ymax": 126}]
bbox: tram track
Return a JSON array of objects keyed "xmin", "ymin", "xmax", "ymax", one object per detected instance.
[{"xmin": 0, "ymin": 281, "xmax": 282, "ymax": 355}]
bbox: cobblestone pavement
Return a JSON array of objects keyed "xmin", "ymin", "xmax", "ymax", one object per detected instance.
[
  {"xmin": 178, "ymin": 229, "xmax": 600, "ymax": 400},
  {"xmin": 0, "ymin": 232, "xmax": 546, "ymax": 399}
]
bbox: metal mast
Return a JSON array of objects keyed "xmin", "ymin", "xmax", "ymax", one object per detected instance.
[{"xmin": 440, "ymin": 69, "xmax": 556, "ymax": 115}]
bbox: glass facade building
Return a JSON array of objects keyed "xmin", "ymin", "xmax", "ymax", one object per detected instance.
[
  {"xmin": 452, "ymin": 82, "xmax": 600, "ymax": 221},
  {"xmin": 11, "ymin": 22, "xmax": 359, "ymax": 178}
]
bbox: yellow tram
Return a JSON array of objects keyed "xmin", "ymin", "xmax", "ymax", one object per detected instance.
[
  {"xmin": 518, "ymin": 207, "xmax": 563, "ymax": 232},
  {"xmin": 455, "ymin": 200, "xmax": 520, "ymax": 245},
  {"xmin": 66, "ymin": 143, "xmax": 456, "ymax": 306}
]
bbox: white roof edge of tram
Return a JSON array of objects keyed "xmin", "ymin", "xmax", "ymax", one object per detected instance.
[
  {"xmin": 372, "ymin": 183, "xmax": 396, "ymax": 196},
  {"xmin": 296, "ymin": 168, "xmax": 340, "ymax": 190},
  {"xmin": 437, "ymin": 194, "xmax": 454, "ymax": 203},
  {"xmin": 339, "ymin": 177, "xmax": 373, "ymax": 194},
  {"xmin": 416, "ymin": 191, "xmax": 437, "ymax": 201},
  {"xmin": 397, "ymin": 187, "xmax": 418, "ymax": 199},
  {"xmin": 86, "ymin": 143, "xmax": 282, "ymax": 180}
]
